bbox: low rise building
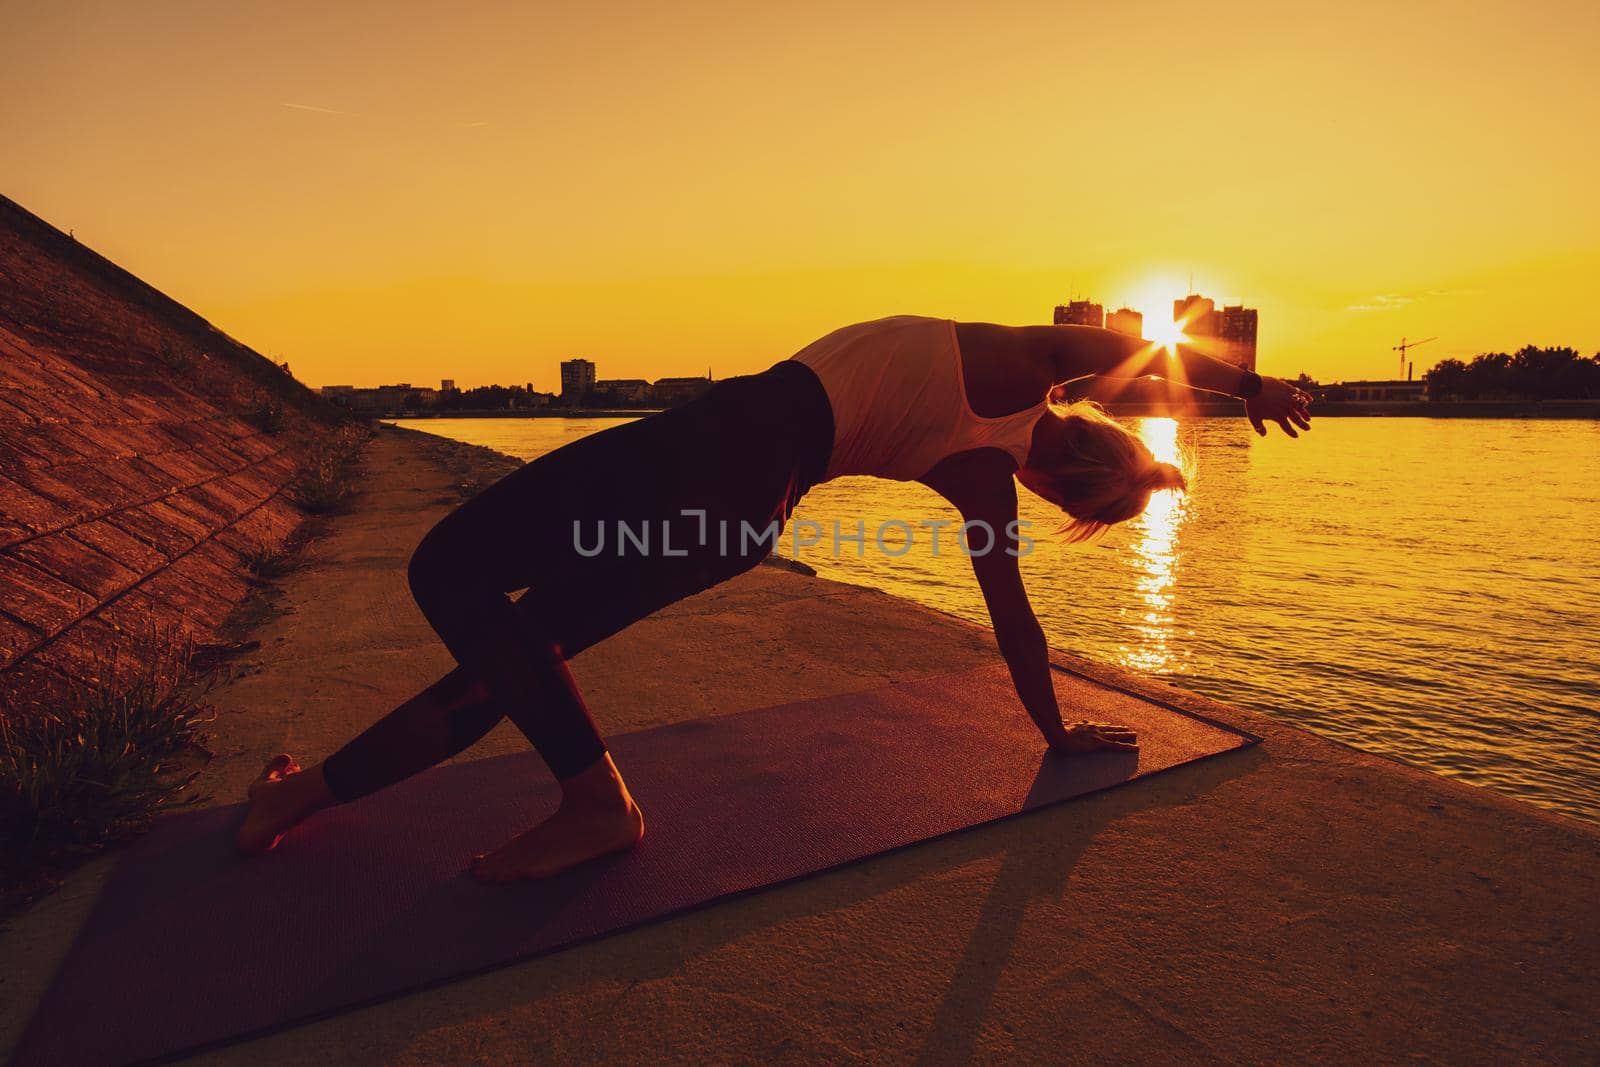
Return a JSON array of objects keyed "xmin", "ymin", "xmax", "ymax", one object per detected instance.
[
  {"xmin": 592, "ymin": 378, "xmax": 652, "ymax": 404},
  {"xmin": 652, "ymin": 375, "xmax": 714, "ymax": 407},
  {"xmin": 319, "ymin": 383, "xmax": 437, "ymax": 414},
  {"xmin": 1320, "ymin": 379, "xmax": 1428, "ymax": 402}
]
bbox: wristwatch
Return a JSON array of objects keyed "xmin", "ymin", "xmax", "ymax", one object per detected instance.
[{"xmin": 1235, "ymin": 370, "xmax": 1263, "ymax": 399}]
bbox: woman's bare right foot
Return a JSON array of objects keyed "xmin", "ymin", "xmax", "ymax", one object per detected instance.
[
  {"xmin": 470, "ymin": 753, "xmax": 644, "ymax": 882},
  {"xmin": 469, "ymin": 797, "xmax": 644, "ymax": 883},
  {"xmin": 236, "ymin": 754, "xmax": 335, "ymax": 855}
]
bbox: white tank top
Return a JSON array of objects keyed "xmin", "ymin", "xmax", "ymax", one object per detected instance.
[{"xmin": 790, "ymin": 315, "xmax": 1048, "ymax": 482}]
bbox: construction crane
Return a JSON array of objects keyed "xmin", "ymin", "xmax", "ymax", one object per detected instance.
[{"xmin": 1393, "ymin": 336, "xmax": 1436, "ymax": 379}]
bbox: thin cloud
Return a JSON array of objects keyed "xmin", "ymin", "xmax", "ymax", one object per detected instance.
[
  {"xmin": 281, "ymin": 102, "xmax": 356, "ymax": 116},
  {"xmin": 1347, "ymin": 293, "xmax": 1415, "ymax": 313},
  {"xmin": 281, "ymin": 102, "xmax": 491, "ymax": 129},
  {"xmin": 280, "ymin": 102, "xmax": 488, "ymax": 128}
]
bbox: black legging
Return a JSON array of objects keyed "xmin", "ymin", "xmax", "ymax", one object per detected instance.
[{"xmin": 321, "ymin": 360, "xmax": 834, "ymax": 800}]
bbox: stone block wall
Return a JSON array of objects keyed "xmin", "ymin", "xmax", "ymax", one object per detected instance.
[{"xmin": 0, "ymin": 195, "xmax": 337, "ymax": 710}]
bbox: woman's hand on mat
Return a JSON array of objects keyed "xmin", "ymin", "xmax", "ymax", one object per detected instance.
[{"xmin": 1046, "ymin": 720, "xmax": 1140, "ymax": 754}]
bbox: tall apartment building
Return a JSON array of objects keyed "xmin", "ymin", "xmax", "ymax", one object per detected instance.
[
  {"xmin": 1053, "ymin": 300, "xmax": 1104, "ymax": 328},
  {"xmin": 559, "ymin": 358, "xmax": 596, "ymax": 400},
  {"xmin": 1174, "ymin": 293, "xmax": 1257, "ymax": 371},
  {"xmin": 1106, "ymin": 307, "xmax": 1144, "ymax": 338},
  {"xmin": 1216, "ymin": 305, "xmax": 1258, "ymax": 372},
  {"xmin": 1173, "ymin": 293, "xmax": 1217, "ymax": 335}
]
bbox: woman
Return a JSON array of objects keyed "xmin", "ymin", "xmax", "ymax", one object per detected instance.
[{"xmin": 238, "ymin": 316, "xmax": 1311, "ymax": 882}]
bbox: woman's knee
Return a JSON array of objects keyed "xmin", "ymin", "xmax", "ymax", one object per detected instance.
[{"xmin": 408, "ymin": 517, "xmax": 469, "ymax": 609}]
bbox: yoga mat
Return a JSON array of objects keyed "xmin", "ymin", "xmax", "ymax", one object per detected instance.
[{"xmin": 13, "ymin": 664, "xmax": 1255, "ymax": 1066}]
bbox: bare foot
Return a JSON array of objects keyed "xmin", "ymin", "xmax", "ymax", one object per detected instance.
[
  {"xmin": 470, "ymin": 799, "xmax": 644, "ymax": 883},
  {"xmin": 471, "ymin": 754, "xmax": 644, "ymax": 882},
  {"xmin": 236, "ymin": 754, "xmax": 334, "ymax": 855}
]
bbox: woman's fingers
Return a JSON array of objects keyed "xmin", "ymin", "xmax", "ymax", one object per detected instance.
[
  {"xmin": 1072, "ymin": 720, "xmax": 1135, "ymax": 734},
  {"xmin": 1246, "ymin": 379, "xmax": 1314, "ymax": 439},
  {"xmin": 1056, "ymin": 721, "xmax": 1140, "ymax": 753},
  {"xmin": 1081, "ymin": 723, "xmax": 1135, "ymax": 736},
  {"xmin": 1068, "ymin": 722, "xmax": 1140, "ymax": 747}
]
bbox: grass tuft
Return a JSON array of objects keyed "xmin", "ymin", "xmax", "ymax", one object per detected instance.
[
  {"xmin": 1, "ymin": 628, "xmax": 215, "ymax": 911},
  {"xmin": 244, "ymin": 538, "xmax": 299, "ymax": 580},
  {"xmin": 246, "ymin": 394, "xmax": 288, "ymax": 435},
  {"xmin": 290, "ymin": 423, "xmax": 371, "ymax": 514}
]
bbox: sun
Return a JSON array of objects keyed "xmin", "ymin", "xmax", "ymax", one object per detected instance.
[
  {"xmin": 1115, "ymin": 275, "xmax": 1190, "ymax": 350},
  {"xmin": 1145, "ymin": 316, "xmax": 1188, "ymax": 350}
]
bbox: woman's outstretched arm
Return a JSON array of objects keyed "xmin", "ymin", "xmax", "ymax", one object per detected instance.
[
  {"xmin": 962, "ymin": 322, "xmax": 1312, "ymax": 437},
  {"xmin": 970, "ymin": 323, "xmax": 1244, "ymax": 393}
]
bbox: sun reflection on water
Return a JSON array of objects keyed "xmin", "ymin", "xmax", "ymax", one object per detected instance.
[{"xmin": 1118, "ymin": 417, "xmax": 1190, "ymax": 672}]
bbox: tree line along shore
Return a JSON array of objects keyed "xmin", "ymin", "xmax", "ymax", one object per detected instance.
[
  {"xmin": 370, "ymin": 344, "xmax": 1600, "ymax": 421},
  {"xmin": 387, "ymin": 400, "xmax": 1600, "ymax": 420}
]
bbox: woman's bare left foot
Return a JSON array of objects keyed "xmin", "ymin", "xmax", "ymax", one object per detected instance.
[{"xmin": 236, "ymin": 754, "xmax": 334, "ymax": 855}]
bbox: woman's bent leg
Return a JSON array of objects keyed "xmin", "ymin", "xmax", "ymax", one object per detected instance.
[
  {"xmin": 237, "ymin": 667, "xmax": 501, "ymax": 853},
  {"xmin": 321, "ymin": 666, "xmax": 504, "ymax": 801},
  {"xmin": 241, "ymin": 363, "xmax": 829, "ymax": 873},
  {"xmin": 397, "ymin": 467, "xmax": 644, "ymax": 880},
  {"xmin": 404, "ymin": 510, "xmax": 609, "ymax": 782}
]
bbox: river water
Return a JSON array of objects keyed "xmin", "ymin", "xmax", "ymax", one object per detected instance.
[{"xmin": 392, "ymin": 414, "xmax": 1600, "ymax": 823}]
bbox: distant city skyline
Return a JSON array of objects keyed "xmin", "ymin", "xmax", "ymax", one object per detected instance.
[
  {"xmin": 321, "ymin": 358, "xmax": 714, "ymax": 413},
  {"xmin": 1057, "ymin": 292, "xmax": 1257, "ymax": 373}
]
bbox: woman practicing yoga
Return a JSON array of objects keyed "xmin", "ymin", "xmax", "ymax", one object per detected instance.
[{"xmin": 238, "ymin": 316, "xmax": 1311, "ymax": 881}]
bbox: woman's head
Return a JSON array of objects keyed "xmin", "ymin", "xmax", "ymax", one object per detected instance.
[{"xmin": 1017, "ymin": 402, "xmax": 1188, "ymax": 542}]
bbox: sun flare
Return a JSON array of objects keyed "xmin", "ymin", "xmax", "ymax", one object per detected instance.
[
  {"xmin": 1145, "ymin": 317, "xmax": 1189, "ymax": 350},
  {"xmin": 1114, "ymin": 276, "xmax": 1191, "ymax": 351}
]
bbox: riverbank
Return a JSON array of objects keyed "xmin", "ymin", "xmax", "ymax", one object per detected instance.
[
  {"xmin": 3, "ymin": 424, "xmax": 1596, "ymax": 1063},
  {"xmin": 388, "ymin": 408, "xmax": 667, "ymax": 420},
  {"xmin": 383, "ymin": 400, "xmax": 1600, "ymax": 421}
]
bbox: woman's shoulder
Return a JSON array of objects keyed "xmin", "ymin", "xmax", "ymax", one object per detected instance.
[
  {"xmin": 952, "ymin": 321, "xmax": 1055, "ymax": 417},
  {"xmin": 856, "ymin": 314, "xmax": 950, "ymax": 336},
  {"xmin": 793, "ymin": 315, "xmax": 941, "ymax": 356}
]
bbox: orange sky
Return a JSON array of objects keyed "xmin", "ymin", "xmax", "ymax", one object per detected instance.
[{"xmin": 5, "ymin": 1, "xmax": 1598, "ymax": 388}]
